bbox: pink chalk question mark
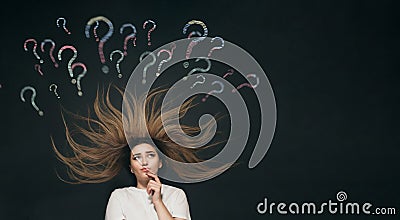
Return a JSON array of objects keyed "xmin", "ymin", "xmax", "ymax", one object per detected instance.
[
  {"xmin": 71, "ymin": 62, "xmax": 87, "ymax": 96},
  {"xmin": 190, "ymin": 75, "xmax": 206, "ymax": 89},
  {"xmin": 85, "ymin": 16, "xmax": 114, "ymax": 73},
  {"xmin": 56, "ymin": 17, "xmax": 71, "ymax": 34},
  {"xmin": 202, "ymin": 81, "xmax": 224, "ymax": 102},
  {"xmin": 20, "ymin": 86, "xmax": 44, "ymax": 116},
  {"xmin": 24, "ymin": 39, "xmax": 43, "ymax": 64},
  {"xmin": 110, "ymin": 50, "xmax": 125, "ymax": 78},
  {"xmin": 120, "ymin": 23, "xmax": 137, "ymax": 56},
  {"xmin": 57, "ymin": 45, "xmax": 78, "ymax": 83},
  {"xmin": 182, "ymin": 20, "xmax": 208, "ymax": 59},
  {"xmin": 156, "ymin": 42, "xmax": 176, "ymax": 77},
  {"xmin": 232, "ymin": 74, "xmax": 260, "ymax": 92},
  {"xmin": 41, "ymin": 39, "xmax": 59, "ymax": 68},
  {"xmin": 208, "ymin": 36, "xmax": 224, "ymax": 57},
  {"xmin": 143, "ymin": 20, "xmax": 156, "ymax": 46},
  {"xmin": 34, "ymin": 64, "xmax": 44, "ymax": 76},
  {"xmin": 223, "ymin": 69, "xmax": 234, "ymax": 78}
]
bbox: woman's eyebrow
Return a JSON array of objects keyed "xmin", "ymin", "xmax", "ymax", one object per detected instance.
[{"xmin": 132, "ymin": 151, "xmax": 155, "ymax": 156}]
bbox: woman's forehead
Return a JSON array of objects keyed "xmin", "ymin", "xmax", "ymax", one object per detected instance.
[{"xmin": 131, "ymin": 143, "xmax": 155, "ymax": 154}]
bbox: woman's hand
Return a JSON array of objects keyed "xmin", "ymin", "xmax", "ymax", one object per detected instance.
[{"xmin": 146, "ymin": 171, "xmax": 163, "ymax": 204}]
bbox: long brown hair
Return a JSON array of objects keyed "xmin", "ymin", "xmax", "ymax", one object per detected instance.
[{"xmin": 51, "ymin": 85, "xmax": 227, "ymax": 184}]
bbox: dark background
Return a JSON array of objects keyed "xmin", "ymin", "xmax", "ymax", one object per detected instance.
[{"xmin": 1, "ymin": 0, "xmax": 399, "ymax": 219}]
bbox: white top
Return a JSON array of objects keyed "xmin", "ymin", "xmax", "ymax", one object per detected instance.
[{"xmin": 105, "ymin": 184, "xmax": 191, "ymax": 220}]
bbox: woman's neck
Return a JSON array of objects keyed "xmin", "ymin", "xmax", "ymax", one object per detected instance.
[{"xmin": 136, "ymin": 180, "xmax": 149, "ymax": 189}]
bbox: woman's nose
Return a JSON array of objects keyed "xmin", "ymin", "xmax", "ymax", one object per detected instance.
[{"xmin": 141, "ymin": 157, "xmax": 148, "ymax": 166}]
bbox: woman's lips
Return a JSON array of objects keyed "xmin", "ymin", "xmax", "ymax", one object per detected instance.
[{"xmin": 141, "ymin": 167, "xmax": 150, "ymax": 172}]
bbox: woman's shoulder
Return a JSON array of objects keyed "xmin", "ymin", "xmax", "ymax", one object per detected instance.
[
  {"xmin": 112, "ymin": 186, "xmax": 132, "ymax": 191},
  {"xmin": 110, "ymin": 186, "xmax": 137, "ymax": 196}
]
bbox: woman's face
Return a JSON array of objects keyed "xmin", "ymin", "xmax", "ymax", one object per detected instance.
[{"xmin": 130, "ymin": 143, "xmax": 162, "ymax": 179}]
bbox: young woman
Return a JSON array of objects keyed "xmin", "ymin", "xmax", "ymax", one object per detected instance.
[
  {"xmin": 51, "ymin": 85, "xmax": 226, "ymax": 219},
  {"xmin": 105, "ymin": 139, "xmax": 191, "ymax": 220}
]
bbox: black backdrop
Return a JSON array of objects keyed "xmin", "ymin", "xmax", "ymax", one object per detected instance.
[{"xmin": 0, "ymin": 0, "xmax": 399, "ymax": 219}]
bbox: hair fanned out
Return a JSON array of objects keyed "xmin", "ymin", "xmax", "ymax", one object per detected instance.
[{"xmin": 52, "ymin": 85, "xmax": 227, "ymax": 184}]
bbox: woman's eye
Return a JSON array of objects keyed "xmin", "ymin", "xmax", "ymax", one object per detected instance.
[
  {"xmin": 132, "ymin": 156, "xmax": 141, "ymax": 160},
  {"xmin": 147, "ymin": 153, "xmax": 155, "ymax": 158}
]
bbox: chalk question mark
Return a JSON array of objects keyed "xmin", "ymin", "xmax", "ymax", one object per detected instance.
[
  {"xmin": 223, "ymin": 69, "xmax": 234, "ymax": 78},
  {"xmin": 143, "ymin": 20, "xmax": 156, "ymax": 46},
  {"xmin": 156, "ymin": 42, "xmax": 176, "ymax": 76},
  {"xmin": 34, "ymin": 64, "xmax": 44, "ymax": 76},
  {"xmin": 56, "ymin": 17, "xmax": 71, "ymax": 34},
  {"xmin": 232, "ymin": 73, "xmax": 260, "ymax": 92},
  {"xmin": 187, "ymin": 31, "xmax": 202, "ymax": 39},
  {"xmin": 120, "ymin": 23, "xmax": 137, "ymax": 56},
  {"xmin": 85, "ymin": 16, "xmax": 114, "ymax": 73},
  {"xmin": 183, "ymin": 57, "xmax": 211, "ymax": 80},
  {"xmin": 57, "ymin": 45, "xmax": 78, "ymax": 83},
  {"xmin": 190, "ymin": 75, "xmax": 206, "ymax": 89},
  {"xmin": 94, "ymin": 21, "xmax": 100, "ymax": 41},
  {"xmin": 182, "ymin": 20, "xmax": 208, "ymax": 59},
  {"xmin": 24, "ymin": 39, "xmax": 43, "ymax": 64},
  {"xmin": 184, "ymin": 31, "xmax": 201, "ymax": 68},
  {"xmin": 49, "ymin": 83, "xmax": 60, "ymax": 99},
  {"xmin": 20, "ymin": 86, "xmax": 44, "ymax": 116},
  {"xmin": 41, "ymin": 39, "xmax": 59, "ymax": 68},
  {"xmin": 208, "ymin": 36, "xmax": 224, "ymax": 57},
  {"xmin": 139, "ymin": 51, "xmax": 156, "ymax": 84},
  {"xmin": 110, "ymin": 50, "xmax": 124, "ymax": 78},
  {"xmin": 202, "ymin": 81, "xmax": 224, "ymax": 102},
  {"xmin": 71, "ymin": 62, "xmax": 87, "ymax": 96}
]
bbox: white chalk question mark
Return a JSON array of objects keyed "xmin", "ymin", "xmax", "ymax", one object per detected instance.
[
  {"xmin": 190, "ymin": 75, "xmax": 206, "ymax": 89},
  {"xmin": 139, "ymin": 51, "xmax": 156, "ymax": 84},
  {"xmin": 183, "ymin": 57, "xmax": 211, "ymax": 80},
  {"xmin": 71, "ymin": 63, "xmax": 87, "ymax": 96},
  {"xmin": 20, "ymin": 86, "xmax": 44, "ymax": 116},
  {"xmin": 110, "ymin": 50, "xmax": 125, "ymax": 78},
  {"xmin": 49, "ymin": 83, "xmax": 60, "ymax": 99}
]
